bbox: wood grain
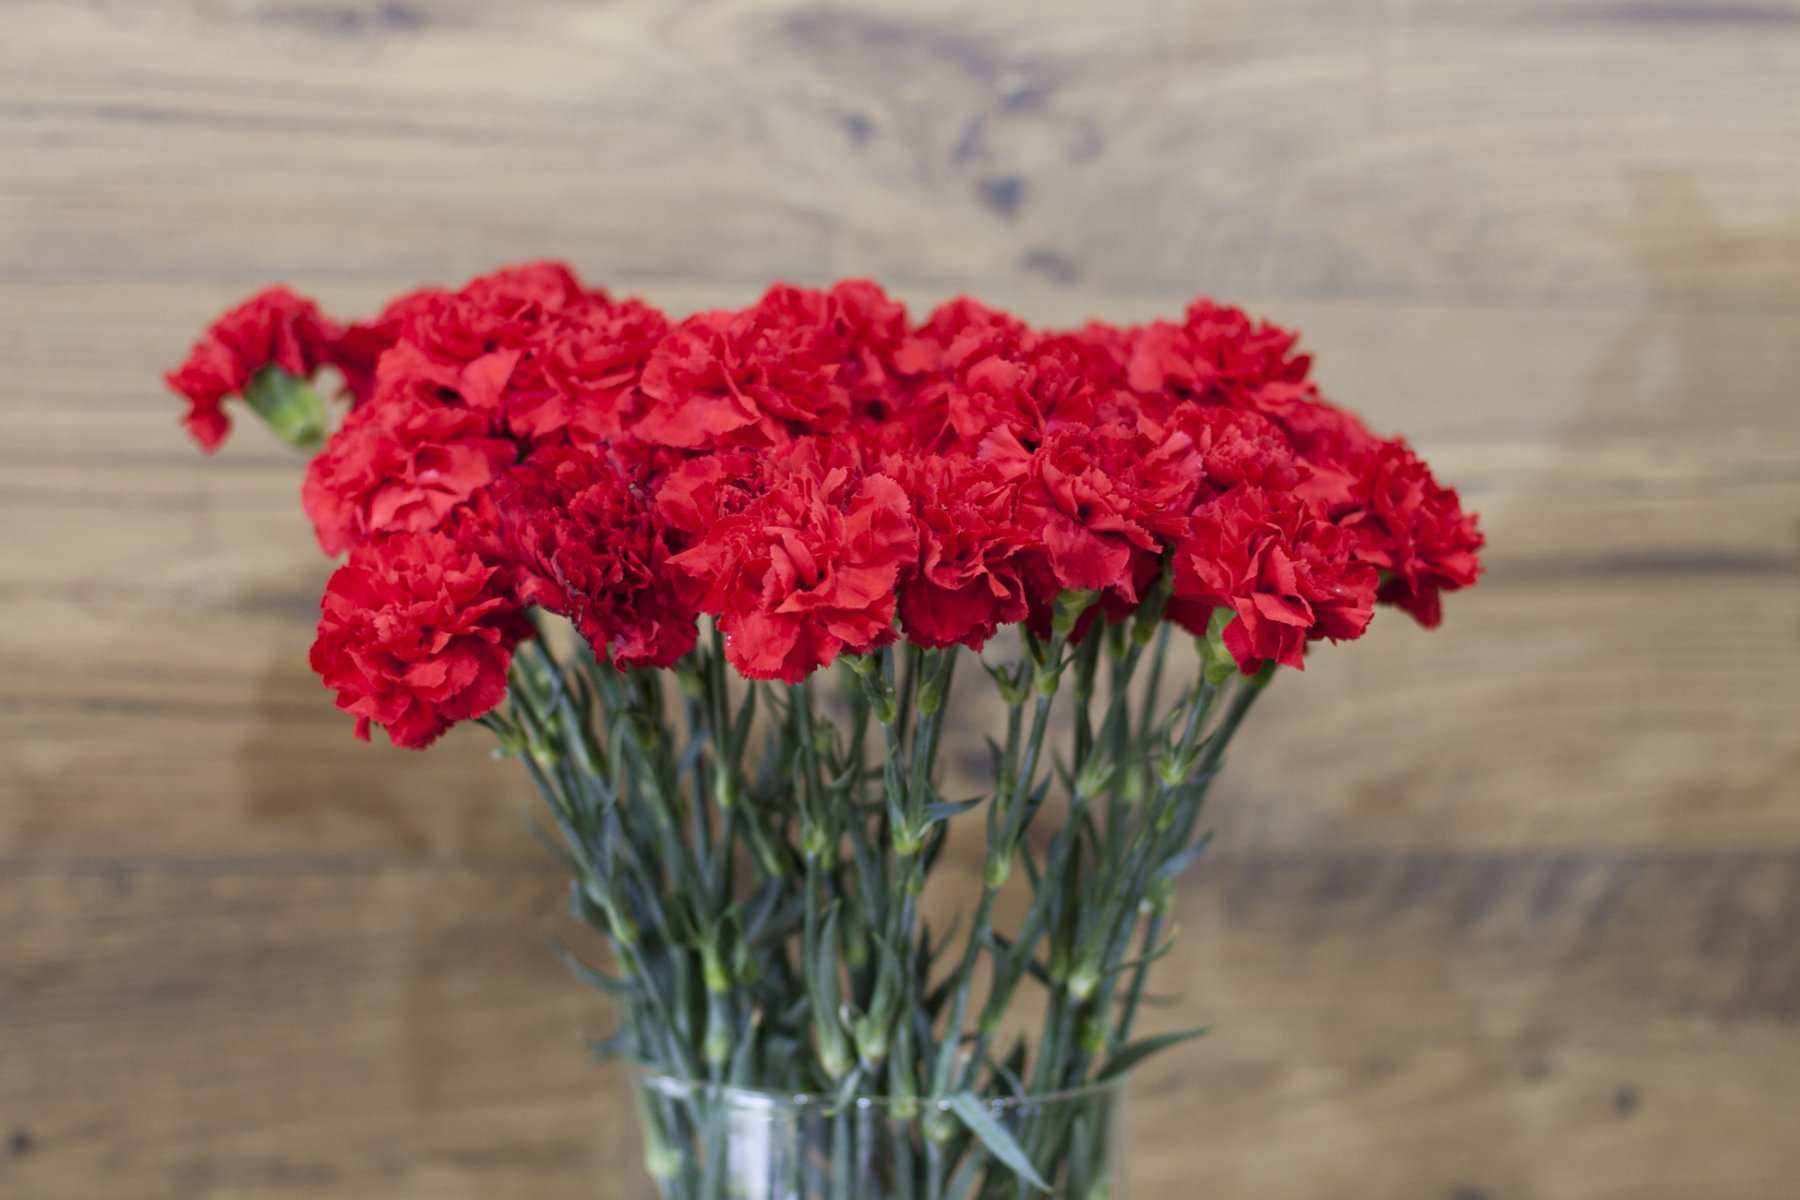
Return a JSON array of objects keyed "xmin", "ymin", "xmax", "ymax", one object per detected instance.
[{"xmin": 3, "ymin": 1, "xmax": 1798, "ymax": 1197}]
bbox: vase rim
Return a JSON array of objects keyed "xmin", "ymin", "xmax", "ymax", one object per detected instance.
[{"xmin": 627, "ymin": 1062, "xmax": 1128, "ymax": 1113}]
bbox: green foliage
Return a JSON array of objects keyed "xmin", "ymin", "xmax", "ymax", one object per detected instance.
[{"xmin": 484, "ymin": 602, "xmax": 1270, "ymax": 1196}]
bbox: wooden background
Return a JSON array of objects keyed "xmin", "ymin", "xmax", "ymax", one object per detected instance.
[{"xmin": 3, "ymin": 1, "xmax": 1798, "ymax": 1197}]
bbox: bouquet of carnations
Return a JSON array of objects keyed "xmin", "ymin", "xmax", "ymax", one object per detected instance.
[{"xmin": 167, "ymin": 263, "xmax": 1481, "ymax": 1199}]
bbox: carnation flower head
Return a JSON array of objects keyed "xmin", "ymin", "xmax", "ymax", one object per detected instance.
[
  {"xmin": 981, "ymin": 417, "xmax": 1201, "ymax": 623},
  {"xmin": 1063, "ymin": 320, "xmax": 1141, "ymax": 392},
  {"xmin": 165, "ymin": 286, "xmax": 342, "ymax": 451},
  {"xmin": 302, "ymin": 390, "xmax": 515, "ymax": 556},
  {"xmin": 497, "ymin": 448, "xmax": 698, "ymax": 669},
  {"xmin": 309, "ymin": 529, "xmax": 532, "ymax": 748},
  {"xmin": 884, "ymin": 297, "xmax": 1040, "ymax": 453},
  {"xmin": 658, "ymin": 439, "xmax": 917, "ymax": 682},
  {"xmin": 633, "ymin": 287, "xmax": 857, "ymax": 451},
  {"xmin": 1159, "ymin": 405, "xmax": 1304, "ymax": 499},
  {"xmin": 1171, "ymin": 487, "xmax": 1378, "ymax": 673},
  {"xmin": 1343, "ymin": 440, "xmax": 1485, "ymax": 627},
  {"xmin": 892, "ymin": 454, "xmax": 1034, "ymax": 650},
  {"xmin": 1126, "ymin": 299, "xmax": 1313, "ymax": 415},
  {"xmin": 331, "ymin": 262, "xmax": 667, "ymax": 450}
]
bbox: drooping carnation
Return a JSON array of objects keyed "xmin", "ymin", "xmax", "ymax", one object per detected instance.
[
  {"xmin": 165, "ymin": 287, "xmax": 342, "ymax": 450},
  {"xmin": 1343, "ymin": 441, "xmax": 1485, "ymax": 627},
  {"xmin": 1171, "ymin": 488, "xmax": 1378, "ymax": 673},
  {"xmin": 893, "ymin": 454, "xmax": 1033, "ymax": 650},
  {"xmin": 309, "ymin": 529, "xmax": 532, "ymax": 748},
  {"xmin": 658, "ymin": 440, "xmax": 917, "ymax": 681},
  {"xmin": 497, "ymin": 448, "xmax": 698, "ymax": 669},
  {"xmin": 302, "ymin": 392, "xmax": 516, "ymax": 556}
]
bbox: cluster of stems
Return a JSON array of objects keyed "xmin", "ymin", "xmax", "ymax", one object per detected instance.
[{"xmin": 481, "ymin": 587, "xmax": 1269, "ymax": 1197}]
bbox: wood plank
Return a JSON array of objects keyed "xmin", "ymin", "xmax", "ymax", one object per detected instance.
[
  {"xmin": 0, "ymin": 1, "xmax": 1795, "ymax": 303},
  {"xmin": 0, "ymin": 864, "xmax": 633, "ymax": 1200},
  {"xmin": 3, "ymin": 850, "xmax": 1796, "ymax": 1198}
]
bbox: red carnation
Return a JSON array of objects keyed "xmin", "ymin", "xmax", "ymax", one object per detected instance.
[
  {"xmin": 498, "ymin": 449, "xmax": 697, "ymax": 669},
  {"xmin": 981, "ymin": 419, "xmax": 1199, "ymax": 609},
  {"xmin": 1160, "ymin": 405, "xmax": 1304, "ymax": 499},
  {"xmin": 165, "ymin": 287, "xmax": 341, "ymax": 451},
  {"xmin": 659, "ymin": 440, "xmax": 917, "ymax": 682},
  {"xmin": 1171, "ymin": 488, "xmax": 1378, "ymax": 673},
  {"xmin": 309, "ymin": 529, "xmax": 532, "ymax": 748},
  {"xmin": 329, "ymin": 262, "xmax": 667, "ymax": 450},
  {"xmin": 302, "ymin": 392, "xmax": 515, "ymax": 556},
  {"xmin": 1126, "ymin": 300, "xmax": 1312, "ymax": 414},
  {"xmin": 1343, "ymin": 441, "xmax": 1484, "ymax": 627},
  {"xmin": 890, "ymin": 297, "xmax": 1038, "ymax": 453},
  {"xmin": 551, "ymin": 297, "xmax": 670, "ymax": 447},
  {"xmin": 783, "ymin": 280, "xmax": 917, "ymax": 411},
  {"xmin": 321, "ymin": 264, "xmax": 586, "ymax": 411},
  {"xmin": 893, "ymin": 455, "xmax": 1033, "ymax": 650},
  {"xmin": 633, "ymin": 289, "xmax": 854, "ymax": 451}
]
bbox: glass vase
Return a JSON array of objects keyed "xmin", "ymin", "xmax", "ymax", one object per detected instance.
[{"xmin": 629, "ymin": 1068, "xmax": 1129, "ymax": 1200}]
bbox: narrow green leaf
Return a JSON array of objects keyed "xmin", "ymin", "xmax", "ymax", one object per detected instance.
[
  {"xmin": 1154, "ymin": 830, "xmax": 1215, "ymax": 882},
  {"xmin": 922, "ymin": 795, "xmax": 983, "ymax": 823},
  {"xmin": 1097, "ymin": 1026, "xmax": 1211, "ymax": 1082},
  {"xmin": 944, "ymin": 1092, "xmax": 1051, "ymax": 1193},
  {"xmin": 549, "ymin": 932, "xmax": 628, "ymax": 996}
]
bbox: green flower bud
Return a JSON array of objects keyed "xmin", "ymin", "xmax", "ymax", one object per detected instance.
[
  {"xmin": 994, "ymin": 667, "xmax": 1032, "ymax": 707},
  {"xmin": 1074, "ymin": 752, "xmax": 1116, "ymax": 800}
]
